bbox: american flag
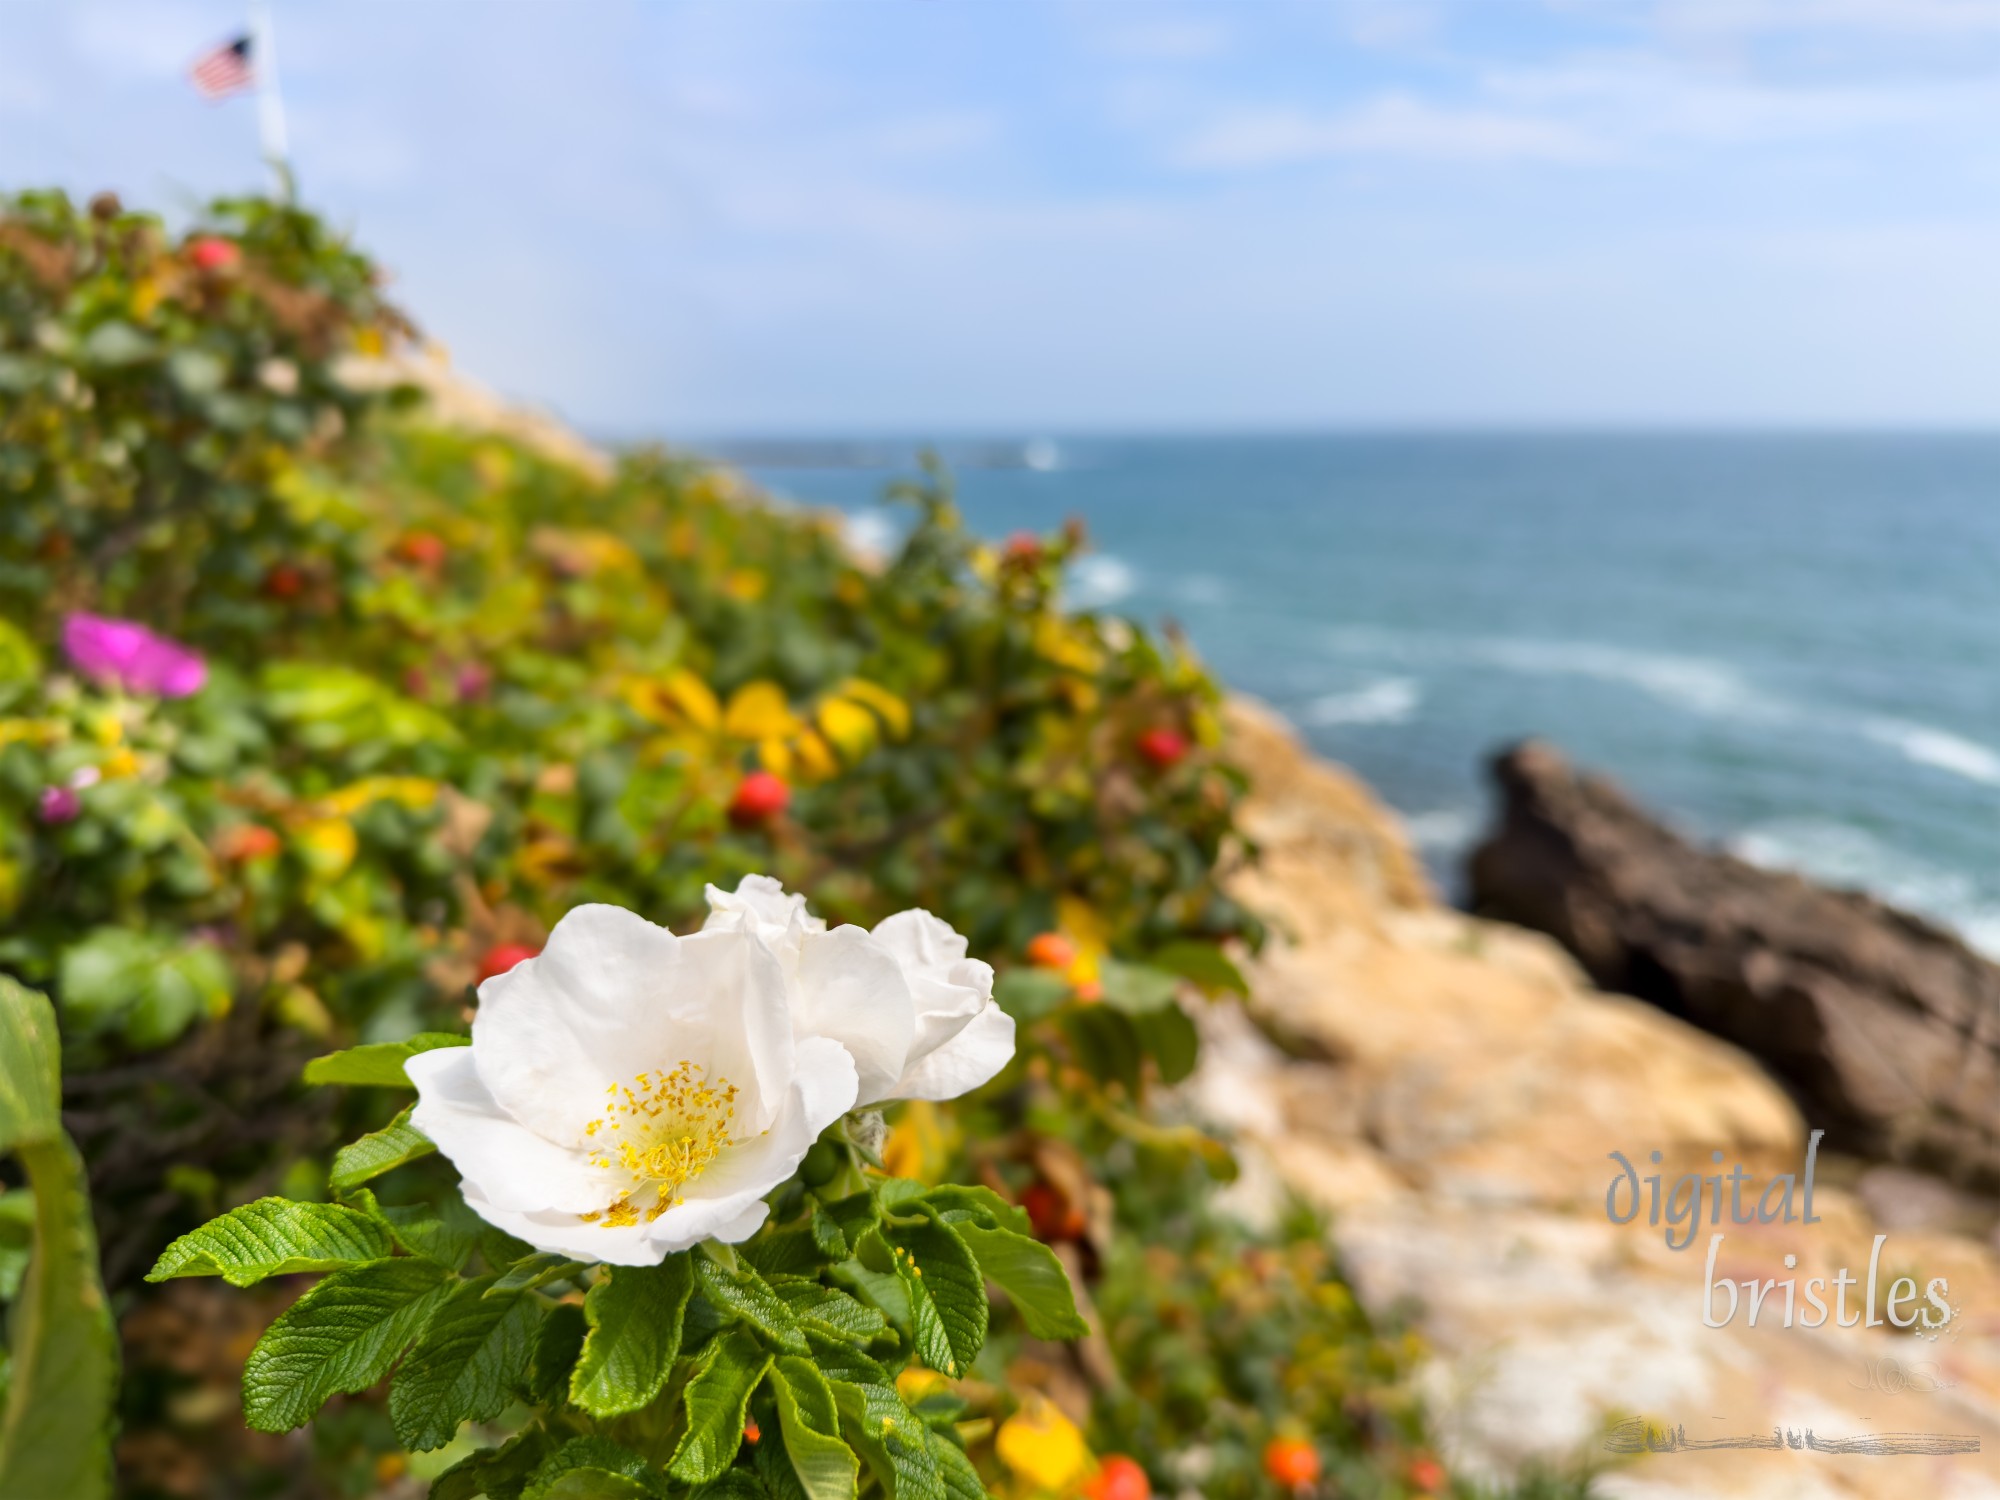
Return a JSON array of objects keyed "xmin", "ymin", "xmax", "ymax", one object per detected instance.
[{"xmin": 190, "ymin": 34, "xmax": 255, "ymax": 101}]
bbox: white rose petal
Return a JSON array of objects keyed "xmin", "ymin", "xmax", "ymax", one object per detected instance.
[
  {"xmin": 409, "ymin": 901, "xmax": 858, "ymax": 1265},
  {"xmin": 704, "ymin": 877, "xmax": 1016, "ymax": 1108}
]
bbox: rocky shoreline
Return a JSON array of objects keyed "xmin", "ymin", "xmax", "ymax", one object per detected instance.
[{"xmin": 1204, "ymin": 701, "xmax": 2000, "ymax": 1498}]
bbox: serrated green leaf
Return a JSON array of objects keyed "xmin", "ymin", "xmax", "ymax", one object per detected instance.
[
  {"xmin": 771, "ymin": 1357, "xmax": 859, "ymax": 1500},
  {"xmin": 147, "ymin": 1197, "xmax": 393, "ymax": 1286},
  {"xmin": 303, "ymin": 1031, "xmax": 468, "ymax": 1087},
  {"xmin": 242, "ymin": 1256, "xmax": 452, "ymax": 1432},
  {"xmin": 430, "ymin": 1426, "xmax": 559, "ymax": 1500},
  {"xmin": 830, "ymin": 1257, "xmax": 909, "ymax": 1330},
  {"xmin": 915, "ymin": 1187, "xmax": 1030, "ymax": 1236},
  {"xmin": 695, "ymin": 1252, "xmax": 808, "ymax": 1354},
  {"xmin": 831, "ymin": 1380, "xmax": 944, "ymax": 1500},
  {"xmin": 881, "ymin": 1215, "xmax": 986, "ymax": 1378},
  {"xmin": 492, "ymin": 1251, "xmax": 586, "ymax": 1296},
  {"xmin": 569, "ymin": 1256, "xmax": 693, "ymax": 1418},
  {"xmin": 379, "ymin": 1194, "xmax": 484, "ymax": 1271},
  {"xmin": 668, "ymin": 1330, "xmax": 770, "ymax": 1485},
  {"xmin": 331, "ymin": 1104, "xmax": 434, "ymax": 1191},
  {"xmin": 525, "ymin": 1302, "xmax": 587, "ymax": 1408},
  {"xmin": 0, "ymin": 1070, "xmax": 115, "ymax": 1500},
  {"xmin": 952, "ymin": 1224, "xmax": 1087, "ymax": 1340},
  {"xmin": 803, "ymin": 1331, "xmax": 889, "ymax": 1388},
  {"xmin": 390, "ymin": 1277, "xmax": 542, "ymax": 1450},
  {"xmin": 771, "ymin": 1280, "xmax": 887, "ymax": 1346},
  {"xmin": 523, "ymin": 1436, "xmax": 668, "ymax": 1499},
  {"xmin": 742, "ymin": 1213, "xmax": 843, "ymax": 1277},
  {"xmin": 930, "ymin": 1436, "xmax": 988, "ymax": 1500},
  {"xmin": 0, "ymin": 977, "xmax": 59, "ymax": 1149},
  {"xmin": 818, "ymin": 1190, "xmax": 878, "ymax": 1250}
]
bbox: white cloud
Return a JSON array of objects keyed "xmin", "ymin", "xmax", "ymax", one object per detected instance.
[{"xmin": 1178, "ymin": 95, "xmax": 1603, "ymax": 169}]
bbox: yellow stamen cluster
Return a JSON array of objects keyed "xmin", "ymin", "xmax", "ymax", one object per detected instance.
[{"xmin": 578, "ymin": 1061, "xmax": 739, "ymax": 1228}]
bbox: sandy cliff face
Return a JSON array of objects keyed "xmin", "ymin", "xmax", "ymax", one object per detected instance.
[{"xmin": 1210, "ymin": 698, "xmax": 2000, "ymax": 1498}]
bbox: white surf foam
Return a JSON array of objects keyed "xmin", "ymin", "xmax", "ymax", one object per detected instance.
[
  {"xmin": 1297, "ymin": 677, "xmax": 1422, "ymax": 728},
  {"xmin": 1404, "ymin": 807, "xmax": 1480, "ymax": 854},
  {"xmin": 1066, "ymin": 554, "xmax": 1136, "ymax": 609},
  {"xmin": 1860, "ymin": 718, "xmax": 2000, "ymax": 787}
]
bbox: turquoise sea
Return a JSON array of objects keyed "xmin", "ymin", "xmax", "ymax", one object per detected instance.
[{"xmin": 724, "ymin": 436, "xmax": 2000, "ymax": 955}]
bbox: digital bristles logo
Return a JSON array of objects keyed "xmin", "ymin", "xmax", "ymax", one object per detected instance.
[{"xmin": 1604, "ymin": 1131, "xmax": 1960, "ymax": 1338}]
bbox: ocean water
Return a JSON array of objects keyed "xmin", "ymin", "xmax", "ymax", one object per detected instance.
[{"xmin": 724, "ymin": 435, "xmax": 2000, "ymax": 956}]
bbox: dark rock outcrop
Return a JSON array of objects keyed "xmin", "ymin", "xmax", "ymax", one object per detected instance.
[{"xmin": 1469, "ymin": 739, "xmax": 2000, "ymax": 1191}]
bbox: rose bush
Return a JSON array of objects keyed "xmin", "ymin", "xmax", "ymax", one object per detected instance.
[{"xmin": 0, "ymin": 190, "xmax": 1598, "ymax": 1500}]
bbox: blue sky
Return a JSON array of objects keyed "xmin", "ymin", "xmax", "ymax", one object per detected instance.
[{"xmin": 6, "ymin": 0, "xmax": 2000, "ymax": 432}]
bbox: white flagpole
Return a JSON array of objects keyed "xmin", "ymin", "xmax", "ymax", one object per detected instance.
[{"xmin": 248, "ymin": 0, "xmax": 293, "ymax": 201}]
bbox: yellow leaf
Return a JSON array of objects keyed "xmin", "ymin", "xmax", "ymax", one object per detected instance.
[
  {"xmin": 896, "ymin": 1366, "xmax": 950, "ymax": 1405},
  {"xmin": 667, "ymin": 671, "xmax": 722, "ymax": 731},
  {"xmin": 321, "ymin": 776, "xmax": 439, "ymax": 817},
  {"xmin": 757, "ymin": 737, "xmax": 794, "ymax": 778},
  {"xmin": 723, "ymin": 680, "xmax": 797, "ymax": 741},
  {"xmin": 792, "ymin": 728, "xmax": 839, "ymax": 783},
  {"xmin": 294, "ymin": 818, "xmax": 358, "ymax": 880},
  {"xmin": 1056, "ymin": 895, "xmax": 1110, "ymax": 958},
  {"xmin": 996, "ymin": 1396, "xmax": 1092, "ymax": 1494},
  {"xmin": 815, "ymin": 697, "xmax": 878, "ymax": 762},
  {"xmin": 834, "ymin": 678, "xmax": 910, "ymax": 738},
  {"xmin": 353, "ymin": 325, "xmax": 386, "ymax": 357},
  {"xmin": 723, "ymin": 568, "xmax": 768, "ymax": 601}
]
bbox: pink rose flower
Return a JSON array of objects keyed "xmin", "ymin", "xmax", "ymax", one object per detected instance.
[
  {"xmin": 61, "ymin": 613, "xmax": 207, "ymax": 698},
  {"xmin": 38, "ymin": 785, "xmax": 81, "ymax": 824}
]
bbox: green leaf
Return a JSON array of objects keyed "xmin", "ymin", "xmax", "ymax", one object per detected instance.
[
  {"xmin": 524, "ymin": 1303, "xmax": 587, "ymax": 1409},
  {"xmin": 0, "ymin": 977, "xmax": 60, "ymax": 1149},
  {"xmin": 742, "ymin": 1212, "xmax": 844, "ymax": 1278},
  {"xmin": 771, "ymin": 1357, "xmax": 859, "ymax": 1500},
  {"xmin": 1096, "ymin": 958, "xmax": 1179, "ymax": 1014},
  {"xmin": 831, "ymin": 1380, "xmax": 944, "ymax": 1500},
  {"xmin": 147, "ymin": 1197, "xmax": 393, "ymax": 1286},
  {"xmin": 992, "ymin": 970, "xmax": 1070, "ymax": 1024},
  {"xmin": 523, "ymin": 1436, "xmax": 669, "ymax": 1499},
  {"xmin": 915, "ymin": 1187, "xmax": 1030, "ymax": 1236},
  {"xmin": 1146, "ymin": 940, "xmax": 1247, "ymax": 997},
  {"xmin": 431, "ymin": 1427, "xmax": 560, "ymax": 1500},
  {"xmin": 881, "ymin": 1215, "xmax": 986, "ymax": 1378},
  {"xmin": 390, "ymin": 1277, "xmax": 542, "ymax": 1450},
  {"xmin": 818, "ymin": 1190, "xmax": 879, "ymax": 1250},
  {"xmin": 952, "ymin": 1224, "xmax": 1087, "ymax": 1340},
  {"xmin": 303, "ymin": 1032, "xmax": 468, "ymax": 1087},
  {"xmin": 379, "ymin": 1194, "xmax": 485, "ymax": 1270},
  {"xmin": 695, "ymin": 1252, "xmax": 808, "ymax": 1354},
  {"xmin": 668, "ymin": 1330, "xmax": 771, "ymax": 1485},
  {"xmin": 931, "ymin": 1437, "xmax": 988, "ymax": 1500},
  {"xmin": 770, "ymin": 1280, "xmax": 887, "ymax": 1346},
  {"xmin": 330, "ymin": 1104, "xmax": 434, "ymax": 1191},
  {"xmin": 492, "ymin": 1251, "xmax": 586, "ymax": 1296},
  {"xmin": 802, "ymin": 1332, "xmax": 888, "ymax": 1389},
  {"xmin": 242, "ymin": 1256, "xmax": 453, "ymax": 1432},
  {"xmin": 57, "ymin": 928, "xmax": 231, "ymax": 1049},
  {"xmin": 0, "ymin": 981, "xmax": 116, "ymax": 1500},
  {"xmin": 1131, "ymin": 1002, "xmax": 1199, "ymax": 1084},
  {"xmin": 1059, "ymin": 1006, "xmax": 1142, "ymax": 1097},
  {"xmin": 568, "ymin": 1256, "xmax": 693, "ymax": 1418}
]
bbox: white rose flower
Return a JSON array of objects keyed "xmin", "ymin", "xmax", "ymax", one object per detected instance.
[
  {"xmin": 702, "ymin": 875, "xmax": 1015, "ymax": 1107},
  {"xmin": 407, "ymin": 902, "xmax": 858, "ymax": 1266}
]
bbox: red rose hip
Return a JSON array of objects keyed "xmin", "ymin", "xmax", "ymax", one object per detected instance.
[
  {"xmin": 728, "ymin": 770, "xmax": 790, "ymax": 827},
  {"xmin": 1135, "ymin": 726, "xmax": 1189, "ymax": 770}
]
